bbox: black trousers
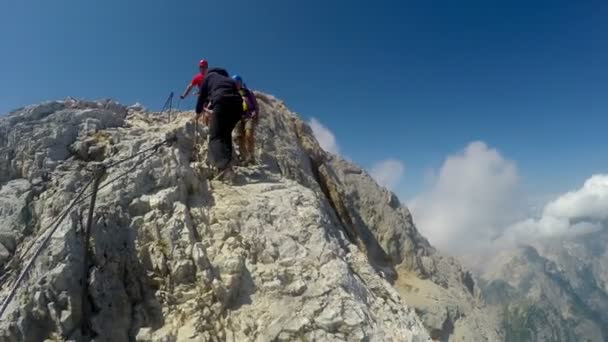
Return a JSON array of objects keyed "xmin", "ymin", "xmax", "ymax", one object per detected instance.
[{"xmin": 207, "ymin": 101, "xmax": 243, "ymax": 170}]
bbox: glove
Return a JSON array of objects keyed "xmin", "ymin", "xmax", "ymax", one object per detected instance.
[{"xmin": 180, "ymin": 95, "xmax": 185, "ymax": 100}]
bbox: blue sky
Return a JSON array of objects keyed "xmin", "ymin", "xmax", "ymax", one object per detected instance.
[{"xmin": 1, "ymin": 0, "xmax": 606, "ymax": 203}]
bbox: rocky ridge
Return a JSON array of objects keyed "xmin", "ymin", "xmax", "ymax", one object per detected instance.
[{"xmin": 0, "ymin": 94, "xmax": 496, "ymax": 341}]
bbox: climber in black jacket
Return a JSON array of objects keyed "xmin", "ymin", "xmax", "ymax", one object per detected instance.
[{"xmin": 196, "ymin": 68, "xmax": 244, "ymax": 181}]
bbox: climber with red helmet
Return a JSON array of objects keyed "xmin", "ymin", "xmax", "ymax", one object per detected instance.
[{"xmin": 180, "ymin": 59, "xmax": 209, "ymax": 100}]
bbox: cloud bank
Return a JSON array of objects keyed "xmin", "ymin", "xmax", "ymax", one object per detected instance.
[
  {"xmin": 409, "ymin": 140, "xmax": 608, "ymax": 255},
  {"xmin": 503, "ymin": 174, "xmax": 608, "ymax": 242},
  {"xmin": 305, "ymin": 118, "xmax": 608, "ymax": 257},
  {"xmin": 409, "ymin": 141, "xmax": 524, "ymax": 254}
]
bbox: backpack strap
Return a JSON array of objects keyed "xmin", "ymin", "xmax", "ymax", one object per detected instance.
[{"xmin": 238, "ymin": 89, "xmax": 249, "ymax": 112}]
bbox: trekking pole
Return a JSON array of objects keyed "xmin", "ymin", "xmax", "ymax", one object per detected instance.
[
  {"xmin": 161, "ymin": 92, "xmax": 174, "ymax": 123},
  {"xmin": 168, "ymin": 92, "xmax": 173, "ymax": 123}
]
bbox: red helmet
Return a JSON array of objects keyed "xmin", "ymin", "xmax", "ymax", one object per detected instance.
[{"xmin": 199, "ymin": 59, "xmax": 208, "ymax": 68}]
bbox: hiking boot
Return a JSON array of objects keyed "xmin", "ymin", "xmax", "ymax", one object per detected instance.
[
  {"xmin": 223, "ymin": 167, "xmax": 236, "ymax": 183},
  {"xmin": 234, "ymin": 152, "xmax": 244, "ymax": 163},
  {"xmin": 237, "ymin": 152, "xmax": 250, "ymax": 165},
  {"xmin": 214, "ymin": 166, "xmax": 235, "ymax": 182},
  {"xmin": 213, "ymin": 167, "xmax": 228, "ymax": 180}
]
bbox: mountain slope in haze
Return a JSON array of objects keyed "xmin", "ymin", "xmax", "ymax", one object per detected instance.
[{"xmin": 481, "ymin": 231, "xmax": 608, "ymax": 342}]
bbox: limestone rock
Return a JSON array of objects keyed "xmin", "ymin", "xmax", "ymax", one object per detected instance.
[
  {"xmin": 253, "ymin": 93, "xmax": 500, "ymax": 340},
  {"xmin": 0, "ymin": 97, "xmax": 431, "ymax": 341},
  {"xmin": 0, "ymin": 244, "xmax": 10, "ymax": 269}
]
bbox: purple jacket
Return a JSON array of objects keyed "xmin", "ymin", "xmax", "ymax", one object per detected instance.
[{"xmin": 240, "ymin": 87, "xmax": 259, "ymax": 118}]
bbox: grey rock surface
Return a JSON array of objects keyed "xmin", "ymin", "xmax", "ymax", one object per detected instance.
[{"xmin": 0, "ymin": 96, "xmax": 435, "ymax": 341}]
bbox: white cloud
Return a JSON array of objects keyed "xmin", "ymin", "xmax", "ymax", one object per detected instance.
[
  {"xmin": 544, "ymin": 175, "xmax": 608, "ymax": 222},
  {"xmin": 409, "ymin": 141, "xmax": 524, "ymax": 254},
  {"xmin": 401, "ymin": 137, "xmax": 608, "ymax": 261},
  {"xmin": 309, "ymin": 118, "xmax": 340, "ymax": 154},
  {"xmin": 370, "ymin": 159, "xmax": 405, "ymax": 190},
  {"xmin": 502, "ymin": 174, "xmax": 608, "ymax": 242}
]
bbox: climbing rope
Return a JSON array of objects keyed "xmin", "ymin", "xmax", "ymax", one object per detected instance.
[
  {"xmin": 77, "ymin": 138, "xmax": 174, "ymax": 206},
  {"xmin": 0, "ymin": 136, "xmax": 175, "ymax": 321},
  {"xmin": 6, "ymin": 138, "xmax": 172, "ymax": 266},
  {"xmin": 0, "ymin": 176, "xmax": 94, "ymax": 318},
  {"xmin": 105, "ymin": 138, "xmax": 172, "ymax": 169}
]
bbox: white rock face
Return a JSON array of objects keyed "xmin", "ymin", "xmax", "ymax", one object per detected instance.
[{"xmin": 0, "ymin": 97, "xmax": 433, "ymax": 341}]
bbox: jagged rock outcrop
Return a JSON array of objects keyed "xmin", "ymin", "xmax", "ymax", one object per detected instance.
[
  {"xmin": 260, "ymin": 94, "xmax": 502, "ymax": 341},
  {"xmin": 256, "ymin": 94, "xmax": 501, "ymax": 341},
  {"xmin": 0, "ymin": 92, "xmax": 503, "ymax": 342},
  {"xmin": 0, "ymin": 96, "xmax": 433, "ymax": 341}
]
